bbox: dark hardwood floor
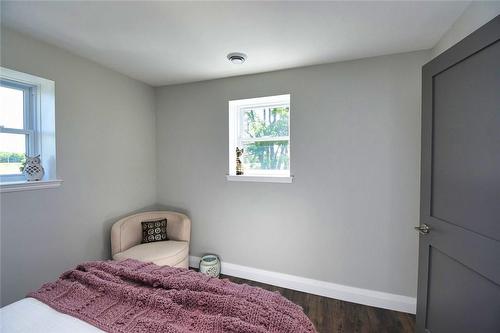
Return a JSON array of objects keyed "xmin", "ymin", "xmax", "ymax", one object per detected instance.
[{"xmin": 221, "ymin": 274, "xmax": 416, "ymax": 333}]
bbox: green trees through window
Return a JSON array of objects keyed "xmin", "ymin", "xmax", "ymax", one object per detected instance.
[{"xmin": 241, "ymin": 106, "xmax": 289, "ymax": 170}]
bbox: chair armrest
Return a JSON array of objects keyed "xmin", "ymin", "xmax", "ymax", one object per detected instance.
[
  {"xmin": 169, "ymin": 214, "xmax": 191, "ymax": 243},
  {"xmin": 111, "ymin": 218, "xmax": 126, "ymax": 257}
]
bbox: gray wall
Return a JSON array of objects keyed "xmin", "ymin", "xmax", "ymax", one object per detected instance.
[
  {"xmin": 155, "ymin": 50, "xmax": 429, "ymax": 298},
  {"xmin": 0, "ymin": 28, "xmax": 157, "ymax": 306},
  {"xmin": 431, "ymin": 1, "xmax": 500, "ymax": 58}
]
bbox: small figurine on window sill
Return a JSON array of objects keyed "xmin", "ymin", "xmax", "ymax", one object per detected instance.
[
  {"xmin": 236, "ymin": 147, "xmax": 244, "ymax": 175},
  {"xmin": 21, "ymin": 155, "xmax": 45, "ymax": 181}
]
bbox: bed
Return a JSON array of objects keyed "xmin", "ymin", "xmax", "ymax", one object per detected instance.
[
  {"xmin": 0, "ymin": 298, "xmax": 104, "ymax": 333},
  {"xmin": 0, "ymin": 259, "xmax": 316, "ymax": 333}
]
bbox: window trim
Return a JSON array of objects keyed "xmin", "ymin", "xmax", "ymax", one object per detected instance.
[
  {"xmin": 0, "ymin": 66, "xmax": 58, "ymax": 189},
  {"xmin": 0, "ymin": 179, "xmax": 63, "ymax": 193},
  {"xmin": 228, "ymin": 94, "xmax": 293, "ymax": 182},
  {"xmin": 226, "ymin": 175, "xmax": 293, "ymax": 183}
]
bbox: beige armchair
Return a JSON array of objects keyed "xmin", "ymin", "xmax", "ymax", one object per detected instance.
[{"xmin": 111, "ymin": 211, "xmax": 191, "ymax": 268}]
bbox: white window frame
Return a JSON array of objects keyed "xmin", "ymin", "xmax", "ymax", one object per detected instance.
[
  {"xmin": 0, "ymin": 67, "xmax": 61, "ymax": 191},
  {"xmin": 228, "ymin": 94, "xmax": 293, "ymax": 183},
  {"xmin": 0, "ymin": 79, "xmax": 38, "ymax": 181}
]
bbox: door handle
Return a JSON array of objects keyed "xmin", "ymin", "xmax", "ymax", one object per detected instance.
[{"xmin": 414, "ymin": 224, "xmax": 431, "ymax": 235}]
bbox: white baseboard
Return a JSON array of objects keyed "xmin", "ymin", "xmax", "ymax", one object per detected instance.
[{"xmin": 189, "ymin": 256, "xmax": 416, "ymax": 314}]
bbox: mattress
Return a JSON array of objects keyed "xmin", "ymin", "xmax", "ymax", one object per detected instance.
[{"xmin": 0, "ymin": 298, "xmax": 103, "ymax": 333}]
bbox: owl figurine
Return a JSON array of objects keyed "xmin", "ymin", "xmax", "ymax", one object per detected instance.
[{"xmin": 23, "ymin": 155, "xmax": 45, "ymax": 181}]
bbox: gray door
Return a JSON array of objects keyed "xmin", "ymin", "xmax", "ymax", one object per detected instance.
[{"xmin": 417, "ymin": 15, "xmax": 500, "ymax": 333}]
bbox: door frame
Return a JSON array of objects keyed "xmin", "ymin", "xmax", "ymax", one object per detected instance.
[{"xmin": 417, "ymin": 15, "xmax": 500, "ymax": 332}]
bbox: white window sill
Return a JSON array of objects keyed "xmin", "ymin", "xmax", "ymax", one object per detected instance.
[
  {"xmin": 226, "ymin": 175, "xmax": 293, "ymax": 183},
  {"xmin": 0, "ymin": 179, "xmax": 63, "ymax": 193}
]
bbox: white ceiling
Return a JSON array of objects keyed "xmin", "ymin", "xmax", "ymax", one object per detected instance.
[{"xmin": 1, "ymin": 1, "xmax": 469, "ymax": 87}]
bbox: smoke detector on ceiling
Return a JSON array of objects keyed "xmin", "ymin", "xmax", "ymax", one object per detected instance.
[{"xmin": 227, "ymin": 52, "xmax": 247, "ymax": 64}]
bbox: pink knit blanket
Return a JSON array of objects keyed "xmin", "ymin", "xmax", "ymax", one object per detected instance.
[{"xmin": 29, "ymin": 259, "xmax": 316, "ymax": 333}]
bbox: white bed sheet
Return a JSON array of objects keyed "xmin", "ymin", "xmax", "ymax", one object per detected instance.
[{"xmin": 0, "ymin": 297, "xmax": 104, "ymax": 333}]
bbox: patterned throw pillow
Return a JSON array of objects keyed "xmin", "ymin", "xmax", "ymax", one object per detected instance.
[{"xmin": 141, "ymin": 219, "xmax": 168, "ymax": 243}]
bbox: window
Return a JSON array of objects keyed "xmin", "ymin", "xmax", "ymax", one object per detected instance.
[
  {"xmin": 0, "ymin": 67, "xmax": 59, "ymax": 190},
  {"xmin": 228, "ymin": 94, "xmax": 292, "ymax": 182},
  {"xmin": 0, "ymin": 79, "xmax": 36, "ymax": 178}
]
